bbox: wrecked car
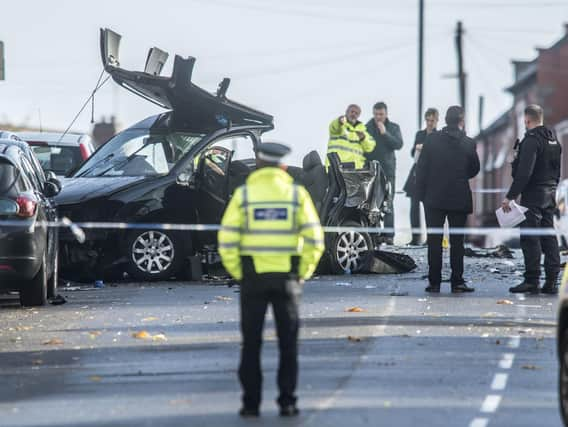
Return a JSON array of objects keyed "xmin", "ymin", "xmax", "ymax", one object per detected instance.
[{"xmin": 56, "ymin": 28, "xmax": 390, "ymax": 281}]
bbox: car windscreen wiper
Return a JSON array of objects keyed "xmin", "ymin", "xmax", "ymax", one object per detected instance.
[
  {"xmin": 96, "ymin": 140, "xmax": 161, "ymax": 177},
  {"xmin": 75, "ymin": 153, "xmax": 115, "ymax": 177}
]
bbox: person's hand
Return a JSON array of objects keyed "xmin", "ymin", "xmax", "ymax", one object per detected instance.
[
  {"xmin": 356, "ymin": 131, "xmax": 366, "ymax": 141},
  {"xmin": 299, "ymin": 279, "xmax": 305, "ymax": 286},
  {"xmin": 501, "ymin": 198, "xmax": 512, "ymax": 213},
  {"xmin": 338, "ymin": 115, "xmax": 346, "ymax": 125},
  {"xmin": 415, "ymin": 144, "xmax": 423, "ymax": 151},
  {"xmin": 377, "ymin": 121, "xmax": 386, "ymax": 134}
]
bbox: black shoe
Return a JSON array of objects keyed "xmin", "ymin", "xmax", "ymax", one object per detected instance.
[
  {"xmin": 541, "ymin": 281, "xmax": 558, "ymax": 295},
  {"xmin": 451, "ymin": 283, "xmax": 475, "ymax": 293},
  {"xmin": 239, "ymin": 408, "xmax": 260, "ymax": 418},
  {"xmin": 279, "ymin": 405, "xmax": 299, "ymax": 417},
  {"xmin": 425, "ymin": 284, "xmax": 440, "ymax": 293},
  {"xmin": 509, "ymin": 282, "xmax": 539, "ymax": 294}
]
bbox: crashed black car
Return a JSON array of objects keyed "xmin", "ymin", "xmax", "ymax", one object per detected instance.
[{"xmin": 56, "ymin": 29, "xmax": 390, "ymax": 281}]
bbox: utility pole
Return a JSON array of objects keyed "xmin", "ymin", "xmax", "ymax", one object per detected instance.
[
  {"xmin": 417, "ymin": 0, "xmax": 424, "ymax": 129},
  {"xmin": 455, "ymin": 21, "xmax": 466, "ymax": 112},
  {"xmin": 478, "ymin": 95, "xmax": 484, "ymax": 134}
]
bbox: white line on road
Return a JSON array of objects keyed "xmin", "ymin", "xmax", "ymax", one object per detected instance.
[
  {"xmin": 508, "ymin": 336, "xmax": 521, "ymax": 349},
  {"xmin": 469, "ymin": 418, "xmax": 489, "ymax": 427},
  {"xmin": 491, "ymin": 373, "xmax": 509, "ymax": 391},
  {"xmin": 499, "ymin": 353, "xmax": 515, "ymax": 369},
  {"xmin": 481, "ymin": 395, "xmax": 503, "ymax": 413}
]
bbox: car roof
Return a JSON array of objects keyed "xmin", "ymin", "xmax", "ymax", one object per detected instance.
[
  {"xmin": 0, "ymin": 139, "xmax": 27, "ymax": 165},
  {"xmin": 17, "ymin": 131, "xmax": 91, "ymax": 147}
]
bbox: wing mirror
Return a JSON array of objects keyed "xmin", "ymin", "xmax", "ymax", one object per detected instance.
[{"xmin": 44, "ymin": 172, "xmax": 62, "ymax": 197}]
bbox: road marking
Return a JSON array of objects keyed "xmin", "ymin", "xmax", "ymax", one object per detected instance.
[
  {"xmin": 305, "ymin": 297, "xmax": 397, "ymax": 425},
  {"xmin": 491, "ymin": 373, "xmax": 509, "ymax": 391},
  {"xmin": 499, "ymin": 353, "xmax": 515, "ymax": 369},
  {"xmin": 469, "ymin": 418, "xmax": 489, "ymax": 427},
  {"xmin": 508, "ymin": 336, "xmax": 521, "ymax": 349},
  {"xmin": 481, "ymin": 394, "xmax": 502, "ymax": 413}
]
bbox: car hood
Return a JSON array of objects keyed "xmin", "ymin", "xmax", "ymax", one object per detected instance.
[{"xmin": 56, "ymin": 176, "xmax": 145, "ymax": 205}]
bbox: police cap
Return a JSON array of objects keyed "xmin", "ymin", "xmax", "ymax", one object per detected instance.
[{"xmin": 255, "ymin": 142, "xmax": 291, "ymax": 163}]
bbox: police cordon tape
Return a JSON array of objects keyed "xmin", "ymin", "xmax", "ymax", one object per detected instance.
[{"xmin": 1, "ymin": 217, "xmax": 565, "ymax": 244}]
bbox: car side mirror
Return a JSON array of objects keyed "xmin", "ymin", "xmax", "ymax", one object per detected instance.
[
  {"xmin": 44, "ymin": 180, "xmax": 61, "ymax": 197},
  {"xmin": 46, "ymin": 171, "xmax": 57, "ymax": 181}
]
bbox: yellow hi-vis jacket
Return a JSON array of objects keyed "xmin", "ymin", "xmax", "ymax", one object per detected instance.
[
  {"xmin": 218, "ymin": 167, "xmax": 324, "ymax": 281},
  {"xmin": 326, "ymin": 118, "xmax": 376, "ymax": 169}
]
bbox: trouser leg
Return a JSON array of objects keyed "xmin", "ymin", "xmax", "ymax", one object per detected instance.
[
  {"xmin": 410, "ymin": 197, "xmax": 422, "ymax": 243},
  {"xmin": 271, "ymin": 281, "xmax": 301, "ymax": 407},
  {"xmin": 447, "ymin": 211, "xmax": 467, "ymax": 285},
  {"xmin": 384, "ymin": 175, "xmax": 396, "ymax": 239},
  {"xmin": 520, "ymin": 207, "xmax": 543, "ymax": 285},
  {"xmin": 239, "ymin": 284, "xmax": 268, "ymax": 410},
  {"xmin": 540, "ymin": 206, "xmax": 560, "ymax": 282},
  {"xmin": 425, "ymin": 208, "xmax": 445, "ymax": 286}
]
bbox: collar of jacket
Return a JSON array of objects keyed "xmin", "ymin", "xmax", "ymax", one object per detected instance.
[
  {"xmin": 526, "ymin": 125, "xmax": 555, "ymax": 141},
  {"xmin": 442, "ymin": 126, "xmax": 465, "ymax": 140},
  {"xmin": 246, "ymin": 166, "xmax": 292, "ymax": 185}
]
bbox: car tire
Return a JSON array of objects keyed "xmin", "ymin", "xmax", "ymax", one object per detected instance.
[
  {"xmin": 20, "ymin": 254, "xmax": 48, "ymax": 307},
  {"xmin": 47, "ymin": 248, "xmax": 58, "ymax": 299},
  {"xmin": 125, "ymin": 229, "xmax": 184, "ymax": 281},
  {"xmin": 330, "ymin": 220, "xmax": 373, "ymax": 274},
  {"xmin": 560, "ymin": 329, "xmax": 568, "ymax": 425}
]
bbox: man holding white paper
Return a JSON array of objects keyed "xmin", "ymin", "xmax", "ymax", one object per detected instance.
[{"xmin": 501, "ymin": 105, "xmax": 562, "ymax": 295}]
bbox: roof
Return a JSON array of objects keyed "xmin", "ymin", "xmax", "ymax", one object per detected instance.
[
  {"xmin": 17, "ymin": 131, "xmax": 91, "ymax": 146},
  {"xmin": 475, "ymin": 109, "xmax": 511, "ymax": 140}
]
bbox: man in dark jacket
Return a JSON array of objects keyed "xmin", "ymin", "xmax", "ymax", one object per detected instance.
[
  {"xmin": 365, "ymin": 102, "xmax": 403, "ymax": 245},
  {"xmin": 415, "ymin": 106, "xmax": 480, "ymax": 293},
  {"xmin": 502, "ymin": 104, "xmax": 562, "ymax": 295},
  {"xmin": 403, "ymin": 108, "xmax": 439, "ymax": 245}
]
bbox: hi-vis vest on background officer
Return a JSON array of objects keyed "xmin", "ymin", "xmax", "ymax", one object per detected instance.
[
  {"xmin": 502, "ymin": 104, "xmax": 562, "ymax": 295},
  {"xmin": 326, "ymin": 104, "xmax": 376, "ymax": 169},
  {"xmin": 218, "ymin": 142, "xmax": 324, "ymax": 418}
]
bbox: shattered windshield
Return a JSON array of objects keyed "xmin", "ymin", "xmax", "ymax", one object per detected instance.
[{"xmin": 74, "ymin": 129, "xmax": 205, "ymax": 177}]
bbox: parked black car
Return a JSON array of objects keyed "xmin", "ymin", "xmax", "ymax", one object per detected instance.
[
  {"xmin": 0, "ymin": 139, "xmax": 61, "ymax": 306},
  {"xmin": 56, "ymin": 29, "xmax": 390, "ymax": 281}
]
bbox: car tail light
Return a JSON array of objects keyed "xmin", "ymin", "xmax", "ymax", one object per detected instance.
[
  {"xmin": 79, "ymin": 143, "xmax": 91, "ymax": 160},
  {"xmin": 15, "ymin": 196, "xmax": 37, "ymax": 218}
]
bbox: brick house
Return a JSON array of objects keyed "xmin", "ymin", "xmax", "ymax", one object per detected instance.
[{"xmin": 473, "ymin": 26, "xmax": 568, "ymax": 245}]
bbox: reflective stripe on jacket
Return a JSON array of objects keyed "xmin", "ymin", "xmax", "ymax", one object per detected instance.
[
  {"xmin": 326, "ymin": 118, "xmax": 376, "ymax": 169},
  {"xmin": 218, "ymin": 167, "xmax": 324, "ymax": 280}
]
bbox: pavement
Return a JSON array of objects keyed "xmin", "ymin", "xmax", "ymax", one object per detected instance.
[{"xmin": 0, "ymin": 247, "xmax": 562, "ymax": 427}]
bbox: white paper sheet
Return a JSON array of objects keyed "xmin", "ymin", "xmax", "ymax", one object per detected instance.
[{"xmin": 495, "ymin": 201, "xmax": 529, "ymax": 228}]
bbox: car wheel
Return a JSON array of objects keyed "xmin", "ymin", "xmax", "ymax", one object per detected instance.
[
  {"xmin": 330, "ymin": 220, "xmax": 373, "ymax": 274},
  {"xmin": 20, "ymin": 254, "xmax": 48, "ymax": 307},
  {"xmin": 125, "ymin": 230, "xmax": 183, "ymax": 281},
  {"xmin": 560, "ymin": 329, "xmax": 568, "ymax": 425},
  {"xmin": 47, "ymin": 248, "xmax": 58, "ymax": 299}
]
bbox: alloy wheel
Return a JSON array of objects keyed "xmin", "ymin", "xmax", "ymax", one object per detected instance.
[
  {"xmin": 335, "ymin": 231, "xmax": 370, "ymax": 272},
  {"xmin": 131, "ymin": 231, "xmax": 175, "ymax": 275}
]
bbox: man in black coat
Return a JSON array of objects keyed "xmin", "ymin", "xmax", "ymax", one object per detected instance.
[
  {"xmin": 502, "ymin": 104, "xmax": 562, "ymax": 295},
  {"xmin": 403, "ymin": 108, "xmax": 439, "ymax": 245},
  {"xmin": 365, "ymin": 102, "xmax": 403, "ymax": 245},
  {"xmin": 415, "ymin": 106, "xmax": 480, "ymax": 293}
]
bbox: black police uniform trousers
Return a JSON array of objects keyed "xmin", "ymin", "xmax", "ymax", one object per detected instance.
[
  {"xmin": 410, "ymin": 196, "xmax": 422, "ymax": 243},
  {"xmin": 424, "ymin": 208, "xmax": 467, "ymax": 286},
  {"xmin": 520, "ymin": 191, "xmax": 560, "ymax": 285},
  {"xmin": 238, "ymin": 257, "xmax": 301, "ymax": 410}
]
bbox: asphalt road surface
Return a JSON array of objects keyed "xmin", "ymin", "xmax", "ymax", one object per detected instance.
[{"xmin": 0, "ymin": 248, "xmax": 562, "ymax": 427}]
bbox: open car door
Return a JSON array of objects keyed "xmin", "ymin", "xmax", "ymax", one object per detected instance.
[{"xmin": 100, "ymin": 28, "xmax": 274, "ymax": 130}]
